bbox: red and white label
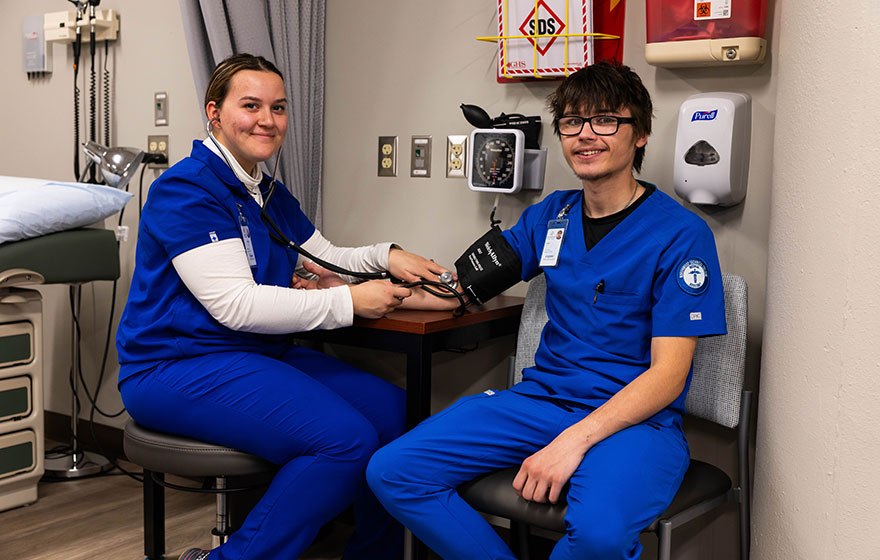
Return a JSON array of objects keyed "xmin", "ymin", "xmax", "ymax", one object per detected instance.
[
  {"xmin": 694, "ymin": 0, "xmax": 732, "ymax": 20},
  {"xmin": 499, "ymin": 0, "xmax": 593, "ymax": 78}
]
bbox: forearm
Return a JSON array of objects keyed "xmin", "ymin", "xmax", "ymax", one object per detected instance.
[
  {"xmin": 397, "ymin": 284, "xmax": 464, "ymax": 311},
  {"xmin": 298, "ymin": 229, "xmax": 392, "ymax": 283},
  {"xmin": 565, "ymin": 336, "xmax": 697, "ymax": 449},
  {"xmin": 173, "ymin": 239, "xmax": 354, "ymax": 333}
]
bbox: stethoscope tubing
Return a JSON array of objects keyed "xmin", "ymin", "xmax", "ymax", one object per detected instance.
[{"xmin": 205, "ymin": 120, "xmax": 468, "ymax": 310}]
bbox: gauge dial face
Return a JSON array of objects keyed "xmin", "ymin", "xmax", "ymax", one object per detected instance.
[{"xmin": 474, "ymin": 135, "xmax": 516, "ymax": 188}]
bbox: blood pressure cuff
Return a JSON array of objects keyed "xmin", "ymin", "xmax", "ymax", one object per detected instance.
[{"xmin": 454, "ymin": 226, "xmax": 522, "ymax": 305}]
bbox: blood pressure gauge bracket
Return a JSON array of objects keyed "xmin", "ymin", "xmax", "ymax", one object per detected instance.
[
  {"xmin": 467, "ymin": 128, "xmax": 547, "ymax": 194},
  {"xmin": 460, "ymin": 104, "xmax": 542, "ymax": 149}
]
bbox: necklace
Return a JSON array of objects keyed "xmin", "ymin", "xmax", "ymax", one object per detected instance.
[{"xmin": 583, "ymin": 182, "xmax": 640, "ymax": 218}]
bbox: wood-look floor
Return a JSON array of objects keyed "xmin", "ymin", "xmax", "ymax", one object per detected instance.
[{"xmin": 0, "ymin": 458, "xmax": 347, "ymax": 560}]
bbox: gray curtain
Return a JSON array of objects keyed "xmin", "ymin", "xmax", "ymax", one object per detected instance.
[{"xmin": 178, "ymin": 0, "xmax": 325, "ymax": 227}]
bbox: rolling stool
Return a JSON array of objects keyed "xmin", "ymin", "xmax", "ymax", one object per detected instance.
[{"xmin": 123, "ymin": 421, "xmax": 277, "ymax": 559}]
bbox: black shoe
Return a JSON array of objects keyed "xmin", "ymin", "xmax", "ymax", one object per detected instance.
[{"xmin": 179, "ymin": 548, "xmax": 211, "ymax": 560}]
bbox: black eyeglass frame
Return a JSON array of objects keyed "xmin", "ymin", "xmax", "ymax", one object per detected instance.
[{"xmin": 554, "ymin": 115, "xmax": 637, "ymax": 136}]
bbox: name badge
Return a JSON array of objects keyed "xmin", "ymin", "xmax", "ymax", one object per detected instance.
[
  {"xmin": 540, "ymin": 219, "xmax": 568, "ymax": 267},
  {"xmin": 239, "ymin": 213, "xmax": 258, "ymax": 267}
]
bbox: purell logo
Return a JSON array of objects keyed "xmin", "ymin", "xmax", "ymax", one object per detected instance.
[{"xmin": 691, "ymin": 109, "xmax": 718, "ymax": 122}]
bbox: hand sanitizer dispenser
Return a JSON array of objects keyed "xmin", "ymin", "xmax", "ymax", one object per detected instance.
[{"xmin": 673, "ymin": 92, "xmax": 751, "ymax": 206}]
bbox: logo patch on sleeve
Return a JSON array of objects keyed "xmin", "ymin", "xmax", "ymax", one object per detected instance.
[
  {"xmin": 209, "ymin": 231, "xmax": 219, "ymax": 243},
  {"xmin": 677, "ymin": 258, "xmax": 709, "ymax": 295},
  {"xmin": 690, "ymin": 312, "xmax": 702, "ymax": 321}
]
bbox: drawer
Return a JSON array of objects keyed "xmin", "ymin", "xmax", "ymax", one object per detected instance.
[
  {"xmin": 0, "ymin": 377, "xmax": 32, "ymax": 423},
  {"xmin": 0, "ymin": 430, "xmax": 36, "ymax": 480},
  {"xmin": 0, "ymin": 322, "xmax": 33, "ymax": 369}
]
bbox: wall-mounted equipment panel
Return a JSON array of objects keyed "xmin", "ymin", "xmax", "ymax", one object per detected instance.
[{"xmin": 44, "ymin": 9, "xmax": 119, "ymax": 44}]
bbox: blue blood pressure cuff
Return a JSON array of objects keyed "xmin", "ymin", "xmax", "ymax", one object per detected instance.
[{"xmin": 454, "ymin": 226, "xmax": 522, "ymax": 305}]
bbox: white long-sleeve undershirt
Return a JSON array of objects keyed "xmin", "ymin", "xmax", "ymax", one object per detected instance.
[{"xmin": 172, "ymin": 227, "xmax": 392, "ymax": 335}]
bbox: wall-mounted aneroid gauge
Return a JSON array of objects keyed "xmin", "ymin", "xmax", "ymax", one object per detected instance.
[{"xmin": 468, "ymin": 129, "xmax": 524, "ymax": 193}]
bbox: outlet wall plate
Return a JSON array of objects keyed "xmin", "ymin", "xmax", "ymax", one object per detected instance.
[
  {"xmin": 378, "ymin": 136, "xmax": 398, "ymax": 177},
  {"xmin": 147, "ymin": 135, "xmax": 169, "ymax": 169},
  {"xmin": 446, "ymin": 135, "xmax": 468, "ymax": 178}
]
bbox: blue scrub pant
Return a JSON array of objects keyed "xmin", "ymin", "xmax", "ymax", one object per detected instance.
[
  {"xmin": 120, "ymin": 346, "xmax": 405, "ymax": 560},
  {"xmin": 367, "ymin": 389, "xmax": 689, "ymax": 560}
]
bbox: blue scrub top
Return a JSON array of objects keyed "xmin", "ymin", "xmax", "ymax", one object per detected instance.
[
  {"xmin": 502, "ymin": 186, "xmax": 726, "ymax": 427},
  {"xmin": 116, "ymin": 141, "xmax": 315, "ymax": 377}
]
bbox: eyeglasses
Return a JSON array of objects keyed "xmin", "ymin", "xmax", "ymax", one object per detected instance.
[{"xmin": 555, "ymin": 115, "xmax": 636, "ymax": 136}]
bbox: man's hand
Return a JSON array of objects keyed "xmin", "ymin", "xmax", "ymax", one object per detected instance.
[
  {"xmin": 512, "ymin": 428, "xmax": 590, "ymax": 504},
  {"xmin": 349, "ymin": 280, "xmax": 412, "ymax": 319},
  {"xmin": 291, "ymin": 261, "xmax": 347, "ymax": 290},
  {"xmin": 388, "ymin": 247, "xmax": 454, "ymax": 284}
]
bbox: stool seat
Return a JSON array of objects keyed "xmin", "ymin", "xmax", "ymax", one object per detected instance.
[
  {"xmin": 123, "ymin": 420, "xmax": 277, "ymax": 559},
  {"xmin": 123, "ymin": 421, "xmax": 275, "ymax": 478}
]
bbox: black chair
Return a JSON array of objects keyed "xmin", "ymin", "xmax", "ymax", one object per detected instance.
[
  {"xmin": 458, "ymin": 273, "xmax": 751, "ymax": 560},
  {"xmin": 123, "ymin": 421, "xmax": 277, "ymax": 560}
]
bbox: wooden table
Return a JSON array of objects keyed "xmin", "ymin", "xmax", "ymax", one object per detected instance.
[{"xmin": 297, "ymin": 295, "xmax": 524, "ymax": 428}]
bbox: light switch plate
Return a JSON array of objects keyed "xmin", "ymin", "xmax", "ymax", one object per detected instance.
[{"xmin": 411, "ymin": 135, "xmax": 432, "ymax": 178}]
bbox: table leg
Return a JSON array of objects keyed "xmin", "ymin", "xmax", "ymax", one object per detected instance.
[
  {"xmin": 405, "ymin": 336, "xmax": 432, "ymax": 560},
  {"xmin": 405, "ymin": 335, "xmax": 432, "ymax": 430}
]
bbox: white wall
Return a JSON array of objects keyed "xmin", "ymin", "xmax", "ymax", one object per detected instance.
[{"xmin": 753, "ymin": 1, "xmax": 880, "ymax": 558}]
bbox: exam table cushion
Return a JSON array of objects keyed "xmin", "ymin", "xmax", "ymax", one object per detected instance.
[
  {"xmin": 0, "ymin": 228, "xmax": 120, "ymax": 284},
  {"xmin": 0, "ymin": 175, "xmax": 133, "ymax": 245}
]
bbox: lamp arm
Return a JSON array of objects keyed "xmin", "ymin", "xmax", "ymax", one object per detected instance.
[{"xmin": 77, "ymin": 160, "xmax": 95, "ymax": 183}]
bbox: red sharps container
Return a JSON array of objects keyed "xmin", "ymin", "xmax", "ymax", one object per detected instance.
[{"xmin": 646, "ymin": 0, "xmax": 768, "ymax": 67}]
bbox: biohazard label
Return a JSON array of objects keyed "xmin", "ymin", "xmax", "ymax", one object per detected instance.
[{"xmin": 695, "ymin": 0, "xmax": 732, "ymax": 20}]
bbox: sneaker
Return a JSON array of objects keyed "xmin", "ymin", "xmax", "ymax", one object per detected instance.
[{"xmin": 179, "ymin": 549, "xmax": 211, "ymax": 560}]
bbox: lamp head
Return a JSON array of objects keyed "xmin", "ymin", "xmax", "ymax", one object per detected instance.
[{"xmin": 82, "ymin": 141, "xmax": 145, "ymax": 189}]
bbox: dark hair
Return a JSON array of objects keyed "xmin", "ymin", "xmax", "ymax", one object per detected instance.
[
  {"xmin": 204, "ymin": 53, "xmax": 284, "ymax": 110},
  {"xmin": 547, "ymin": 61, "xmax": 653, "ymax": 172}
]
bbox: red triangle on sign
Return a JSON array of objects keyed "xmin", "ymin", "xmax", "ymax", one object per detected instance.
[{"xmin": 517, "ymin": 0, "xmax": 567, "ymax": 57}]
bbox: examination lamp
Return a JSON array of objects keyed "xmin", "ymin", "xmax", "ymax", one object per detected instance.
[{"xmin": 78, "ymin": 140, "xmax": 145, "ymax": 188}]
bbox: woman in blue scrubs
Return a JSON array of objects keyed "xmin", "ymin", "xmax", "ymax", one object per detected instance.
[{"xmin": 116, "ymin": 53, "xmax": 448, "ymax": 560}]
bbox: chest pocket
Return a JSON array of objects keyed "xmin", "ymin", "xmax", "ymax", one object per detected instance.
[{"xmin": 591, "ymin": 288, "xmax": 651, "ymax": 357}]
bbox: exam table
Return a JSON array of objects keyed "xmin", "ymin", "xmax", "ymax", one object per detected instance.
[{"xmin": 0, "ymin": 227, "xmax": 119, "ymax": 510}]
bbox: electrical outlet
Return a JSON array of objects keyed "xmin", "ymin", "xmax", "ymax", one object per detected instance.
[
  {"xmin": 446, "ymin": 135, "xmax": 468, "ymax": 178},
  {"xmin": 147, "ymin": 135, "xmax": 169, "ymax": 168},
  {"xmin": 378, "ymin": 136, "xmax": 398, "ymax": 177}
]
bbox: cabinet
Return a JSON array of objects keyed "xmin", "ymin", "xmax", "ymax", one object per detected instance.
[{"xmin": 0, "ymin": 288, "xmax": 43, "ymax": 512}]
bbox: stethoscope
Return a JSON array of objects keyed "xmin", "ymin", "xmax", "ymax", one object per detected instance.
[{"xmin": 205, "ymin": 119, "xmax": 466, "ymax": 310}]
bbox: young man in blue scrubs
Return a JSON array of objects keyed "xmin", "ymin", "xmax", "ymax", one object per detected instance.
[{"xmin": 366, "ymin": 61, "xmax": 727, "ymax": 559}]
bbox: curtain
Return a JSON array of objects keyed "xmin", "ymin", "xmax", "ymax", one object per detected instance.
[{"xmin": 178, "ymin": 0, "xmax": 325, "ymax": 227}]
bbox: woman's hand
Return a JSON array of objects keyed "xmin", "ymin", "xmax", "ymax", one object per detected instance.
[
  {"xmin": 388, "ymin": 247, "xmax": 454, "ymax": 284},
  {"xmin": 291, "ymin": 261, "xmax": 347, "ymax": 290},
  {"xmin": 349, "ymin": 280, "xmax": 412, "ymax": 319}
]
